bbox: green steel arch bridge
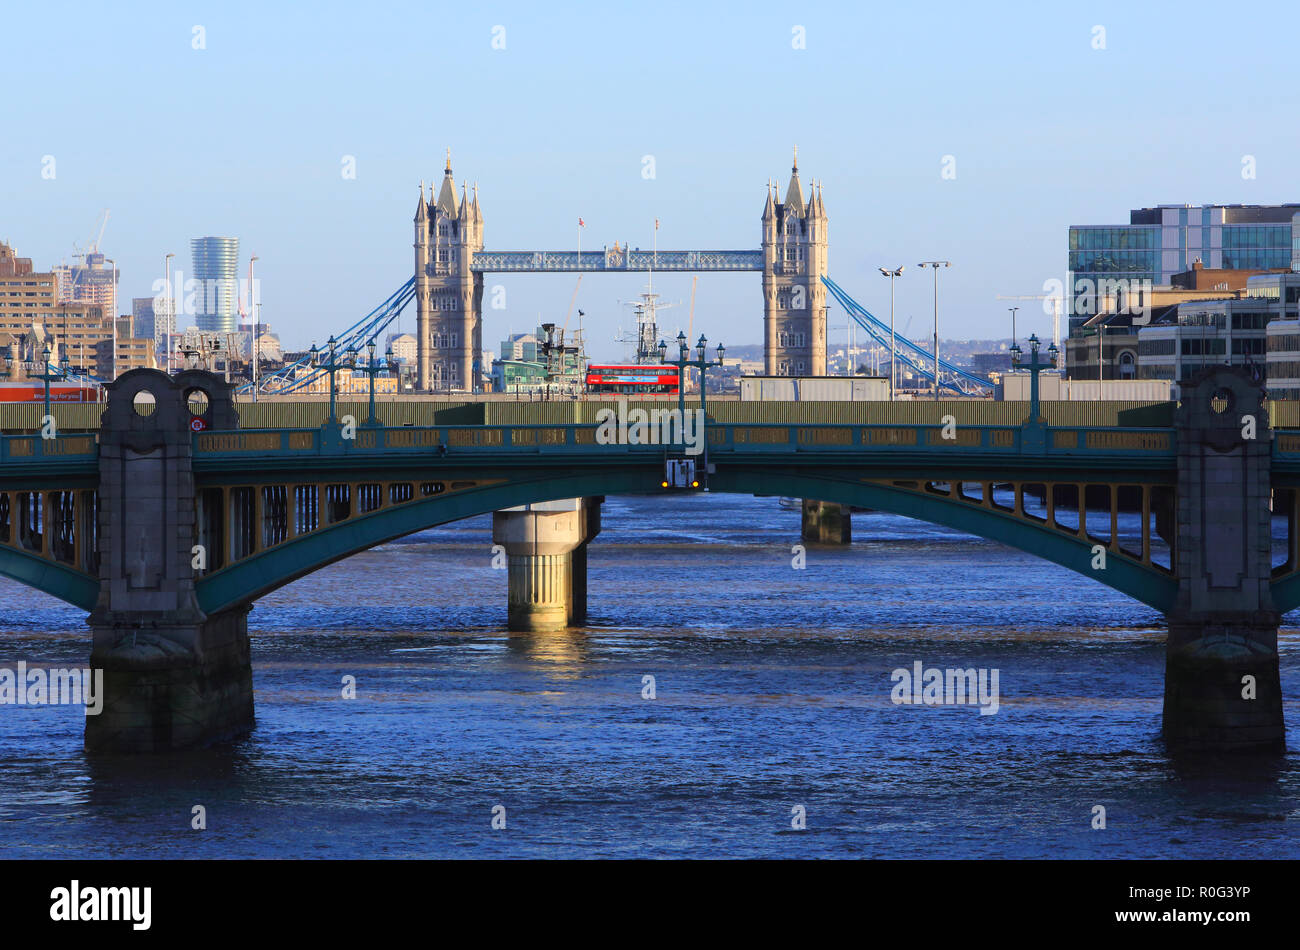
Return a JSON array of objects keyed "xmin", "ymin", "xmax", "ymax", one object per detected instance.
[{"xmin": 0, "ymin": 366, "xmax": 1291, "ymax": 754}]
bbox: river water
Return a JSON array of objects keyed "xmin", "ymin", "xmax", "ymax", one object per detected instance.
[{"xmin": 0, "ymin": 493, "xmax": 1297, "ymax": 858}]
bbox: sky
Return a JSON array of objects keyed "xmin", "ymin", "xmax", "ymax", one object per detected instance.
[{"xmin": 4, "ymin": 0, "xmax": 1300, "ymax": 361}]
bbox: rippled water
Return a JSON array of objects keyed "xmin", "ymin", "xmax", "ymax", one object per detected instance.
[{"xmin": 0, "ymin": 493, "xmax": 1297, "ymax": 858}]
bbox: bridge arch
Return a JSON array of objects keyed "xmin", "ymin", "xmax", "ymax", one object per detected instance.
[
  {"xmin": 194, "ymin": 466, "xmax": 1177, "ymax": 616},
  {"xmin": 0, "ymin": 545, "xmax": 99, "ymax": 611}
]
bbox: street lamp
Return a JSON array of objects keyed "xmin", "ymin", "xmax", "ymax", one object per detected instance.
[
  {"xmin": 1015, "ymin": 333, "xmax": 1057, "ymax": 423},
  {"xmin": 660, "ymin": 331, "xmax": 725, "ymax": 419},
  {"xmin": 1007, "ymin": 306, "xmax": 1019, "ymax": 363},
  {"xmin": 27, "ymin": 343, "xmax": 69, "ymax": 421},
  {"xmin": 105, "ymin": 257, "xmax": 117, "ymax": 379},
  {"xmin": 879, "ymin": 266, "xmax": 904, "ymax": 398},
  {"xmin": 163, "ymin": 252, "xmax": 175, "ymax": 373},
  {"xmin": 918, "ymin": 261, "xmax": 951, "ymax": 401},
  {"xmin": 249, "ymin": 254, "xmax": 259, "ymax": 401},
  {"xmin": 357, "ymin": 338, "xmax": 388, "ymax": 427},
  {"xmin": 312, "ymin": 335, "xmax": 349, "ymax": 425}
]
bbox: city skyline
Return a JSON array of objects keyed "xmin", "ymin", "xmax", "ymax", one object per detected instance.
[
  {"xmin": 2, "ymin": 0, "xmax": 1298, "ymax": 895},
  {"xmin": 6, "ymin": 1, "xmax": 1300, "ymax": 360}
]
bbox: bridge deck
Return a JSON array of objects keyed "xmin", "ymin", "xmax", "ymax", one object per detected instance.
[
  {"xmin": 468, "ymin": 249, "xmax": 763, "ymax": 272},
  {"xmin": 184, "ymin": 422, "xmax": 1178, "ymax": 477},
  {"xmin": 9, "ymin": 424, "xmax": 1300, "ymax": 479}
]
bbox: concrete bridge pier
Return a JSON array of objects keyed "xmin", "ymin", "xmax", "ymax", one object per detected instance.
[
  {"xmin": 801, "ymin": 499, "xmax": 851, "ymax": 545},
  {"xmin": 568, "ymin": 497, "xmax": 602, "ymax": 626},
  {"xmin": 493, "ymin": 498, "xmax": 601, "ymax": 632},
  {"xmin": 84, "ymin": 368, "xmax": 254, "ymax": 753},
  {"xmin": 1163, "ymin": 368, "xmax": 1284, "ymax": 752}
]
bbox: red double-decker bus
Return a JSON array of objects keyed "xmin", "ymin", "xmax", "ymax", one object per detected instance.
[{"xmin": 585, "ymin": 364, "xmax": 680, "ymax": 394}]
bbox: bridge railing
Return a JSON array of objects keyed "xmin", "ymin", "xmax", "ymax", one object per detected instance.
[
  {"xmin": 0, "ymin": 432, "xmax": 99, "ymax": 463},
  {"xmin": 1273, "ymin": 430, "xmax": 1300, "ymax": 456},
  {"xmin": 191, "ymin": 423, "xmax": 1177, "ymax": 460}
]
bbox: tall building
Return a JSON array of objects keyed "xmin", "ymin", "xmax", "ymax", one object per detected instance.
[
  {"xmin": 53, "ymin": 251, "xmax": 117, "ymax": 325},
  {"xmin": 761, "ymin": 149, "xmax": 828, "ymax": 376},
  {"xmin": 131, "ymin": 296, "xmax": 156, "ymax": 342},
  {"xmin": 385, "ymin": 331, "xmax": 417, "ymax": 365},
  {"xmin": 1125, "ymin": 271, "xmax": 1300, "ymax": 388},
  {"xmin": 191, "ymin": 236, "xmax": 240, "ymax": 332},
  {"xmin": 1068, "ymin": 204, "xmax": 1300, "ymax": 335},
  {"xmin": 498, "ymin": 330, "xmax": 541, "ymax": 363},
  {"xmin": 0, "ymin": 242, "xmax": 58, "ymax": 328},
  {"xmin": 0, "ymin": 242, "xmax": 153, "ymax": 378},
  {"xmin": 413, "ymin": 152, "xmax": 483, "ymax": 392}
]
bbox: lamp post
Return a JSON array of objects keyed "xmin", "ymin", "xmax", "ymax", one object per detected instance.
[
  {"xmin": 879, "ymin": 266, "xmax": 904, "ymax": 398},
  {"xmin": 918, "ymin": 261, "xmax": 951, "ymax": 400},
  {"xmin": 357, "ymin": 339, "xmax": 391, "ymax": 427},
  {"xmin": 1011, "ymin": 333, "xmax": 1058, "ymax": 424},
  {"xmin": 249, "ymin": 254, "xmax": 259, "ymax": 401},
  {"xmin": 105, "ymin": 257, "xmax": 117, "ymax": 380},
  {"xmin": 28, "ymin": 343, "xmax": 69, "ymax": 421},
  {"xmin": 163, "ymin": 252, "xmax": 175, "ymax": 373},
  {"xmin": 1007, "ymin": 306, "xmax": 1019, "ymax": 360},
  {"xmin": 658, "ymin": 331, "xmax": 725, "ymax": 421},
  {"xmin": 311, "ymin": 335, "xmax": 352, "ymax": 425}
]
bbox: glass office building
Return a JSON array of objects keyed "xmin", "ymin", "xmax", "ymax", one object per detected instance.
[
  {"xmin": 191, "ymin": 236, "xmax": 240, "ymax": 332},
  {"xmin": 1068, "ymin": 205, "xmax": 1300, "ymax": 336}
]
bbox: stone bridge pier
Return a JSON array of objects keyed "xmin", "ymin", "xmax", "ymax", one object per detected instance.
[
  {"xmin": 85, "ymin": 369, "xmax": 254, "ymax": 753},
  {"xmin": 1163, "ymin": 367, "xmax": 1284, "ymax": 751},
  {"xmin": 493, "ymin": 497, "xmax": 602, "ymax": 632}
]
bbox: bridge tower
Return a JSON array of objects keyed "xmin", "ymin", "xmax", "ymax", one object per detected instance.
[
  {"xmin": 415, "ymin": 151, "xmax": 484, "ymax": 393},
  {"xmin": 762, "ymin": 147, "xmax": 828, "ymax": 377},
  {"xmin": 85, "ymin": 369, "xmax": 253, "ymax": 753},
  {"xmin": 1164, "ymin": 366, "xmax": 1284, "ymax": 750}
]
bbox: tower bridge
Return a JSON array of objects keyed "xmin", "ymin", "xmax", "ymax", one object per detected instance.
[
  {"xmin": 412, "ymin": 149, "xmax": 827, "ymax": 390},
  {"xmin": 0, "ymin": 364, "xmax": 1291, "ymax": 755},
  {"xmin": 252, "ymin": 150, "xmax": 981, "ymax": 400}
]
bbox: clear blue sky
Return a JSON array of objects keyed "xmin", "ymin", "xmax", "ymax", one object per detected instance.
[{"xmin": 4, "ymin": 0, "xmax": 1299, "ymax": 360}]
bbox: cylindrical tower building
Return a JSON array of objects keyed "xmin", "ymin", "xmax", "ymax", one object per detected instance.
[{"xmin": 191, "ymin": 236, "xmax": 240, "ymax": 332}]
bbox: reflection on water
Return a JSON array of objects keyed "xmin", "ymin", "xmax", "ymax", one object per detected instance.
[
  {"xmin": 0, "ymin": 492, "xmax": 1296, "ymax": 858},
  {"xmin": 506, "ymin": 631, "xmax": 591, "ymax": 675}
]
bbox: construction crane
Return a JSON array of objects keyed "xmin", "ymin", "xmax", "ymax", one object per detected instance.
[
  {"xmin": 996, "ymin": 293, "xmax": 1063, "ymax": 351},
  {"xmin": 88, "ymin": 209, "xmax": 109, "ymax": 255},
  {"xmin": 561, "ymin": 273, "xmax": 583, "ymax": 334},
  {"xmin": 69, "ymin": 209, "xmax": 110, "ymax": 266}
]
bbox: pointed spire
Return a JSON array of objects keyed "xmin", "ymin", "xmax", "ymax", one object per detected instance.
[
  {"xmin": 415, "ymin": 180, "xmax": 427, "ymax": 222},
  {"xmin": 784, "ymin": 148, "xmax": 805, "ymax": 217},
  {"xmin": 459, "ymin": 182, "xmax": 470, "ymax": 220},
  {"xmin": 435, "ymin": 150, "xmax": 458, "ymax": 217},
  {"xmin": 762, "ymin": 178, "xmax": 775, "ymax": 219}
]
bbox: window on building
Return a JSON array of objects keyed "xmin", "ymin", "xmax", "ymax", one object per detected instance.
[{"xmin": 1118, "ymin": 351, "xmax": 1136, "ymax": 378}]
